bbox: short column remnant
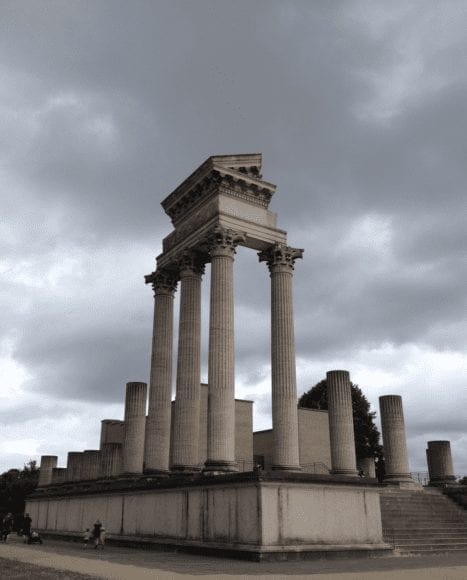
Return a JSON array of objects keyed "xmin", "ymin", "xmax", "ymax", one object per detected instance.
[
  {"xmin": 327, "ymin": 370, "xmax": 358, "ymax": 476},
  {"xmin": 100, "ymin": 443, "xmax": 123, "ymax": 478},
  {"xmin": 427, "ymin": 440, "xmax": 456, "ymax": 485},
  {"xmin": 51, "ymin": 467, "xmax": 67, "ymax": 484},
  {"xmin": 38, "ymin": 455, "xmax": 58, "ymax": 487},
  {"xmin": 358, "ymin": 457, "xmax": 376, "ymax": 478},
  {"xmin": 204, "ymin": 227, "xmax": 245, "ymax": 473},
  {"xmin": 66, "ymin": 452, "xmax": 83, "ymax": 482},
  {"xmin": 259, "ymin": 243, "xmax": 303, "ymax": 471},
  {"xmin": 144, "ymin": 269, "xmax": 177, "ymax": 474},
  {"xmin": 82, "ymin": 450, "xmax": 100, "ymax": 480},
  {"xmin": 379, "ymin": 395, "xmax": 412, "ymax": 483},
  {"xmin": 122, "ymin": 381, "xmax": 147, "ymax": 474},
  {"xmin": 171, "ymin": 252, "xmax": 205, "ymax": 472}
]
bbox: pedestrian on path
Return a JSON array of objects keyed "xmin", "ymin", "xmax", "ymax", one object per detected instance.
[{"xmin": 92, "ymin": 519, "xmax": 103, "ymax": 549}]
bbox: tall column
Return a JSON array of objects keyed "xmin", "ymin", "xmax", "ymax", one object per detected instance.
[
  {"xmin": 327, "ymin": 370, "xmax": 358, "ymax": 476},
  {"xmin": 205, "ymin": 227, "xmax": 245, "ymax": 473},
  {"xmin": 144, "ymin": 269, "xmax": 177, "ymax": 473},
  {"xmin": 379, "ymin": 395, "xmax": 412, "ymax": 483},
  {"xmin": 259, "ymin": 243, "xmax": 303, "ymax": 471},
  {"xmin": 38, "ymin": 455, "xmax": 58, "ymax": 487},
  {"xmin": 171, "ymin": 251, "xmax": 205, "ymax": 471},
  {"xmin": 122, "ymin": 381, "xmax": 147, "ymax": 474},
  {"xmin": 427, "ymin": 440, "xmax": 456, "ymax": 485}
]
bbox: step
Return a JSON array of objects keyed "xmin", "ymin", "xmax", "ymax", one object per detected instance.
[{"xmin": 385, "ymin": 531, "xmax": 467, "ymax": 539}]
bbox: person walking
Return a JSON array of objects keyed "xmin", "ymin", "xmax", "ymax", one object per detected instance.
[
  {"xmin": 2, "ymin": 513, "xmax": 14, "ymax": 542},
  {"xmin": 92, "ymin": 519, "xmax": 103, "ymax": 549}
]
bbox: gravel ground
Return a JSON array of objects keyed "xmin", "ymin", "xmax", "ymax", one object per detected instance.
[{"xmin": 1, "ymin": 538, "xmax": 467, "ymax": 579}]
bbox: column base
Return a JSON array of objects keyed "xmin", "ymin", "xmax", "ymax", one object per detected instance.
[
  {"xmin": 331, "ymin": 469, "xmax": 358, "ymax": 477},
  {"xmin": 429, "ymin": 476, "xmax": 457, "ymax": 486},
  {"xmin": 203, "ymin": 460, "xmax": 238, "ymax": 475},
  {"xmin": 170, "ymin": 465, "xmax": 202, "ymax": 474},
  {"xmin": 143, "ymin": 468, "xmax": 170, "ymax": 478},
  {"xmin": 271, "ymin": 464, "xmax": 302, "ymax": 472},
  {"xmin": 383, "ymin": 475, "xmax": 421, "ymax": 489}
]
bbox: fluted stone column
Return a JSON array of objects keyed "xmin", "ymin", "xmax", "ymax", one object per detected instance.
[
  {"xmin": 122, "ymin": 381, "xmax": 147, "ymax": 474},
  {"xmin": 379, "ymin": 395, "xmax": 412, "ymax": 483},
  {"xmin": 327, "ymin": 370, "xmax": 358, "ymax": 476},
  {"xmin": 82, "ymin": 450, "xmax": 100, "ymax": 480},
  {"xmin": 205, "ymin": 227, "xmax": 245, "ymax": 473},
  {"xmin": 171, "ymin": 252, "xmax": 205, "ymax": 471},
  {"xmin": 38, "ymin": 455, "xmax": 58, "ymax": 487},
  {"xmin": 100, "ymin": 419, "xmax": 124, "ymax": 448},
  {"xmin": 51, "ymin": 467, "xmax": 67, "ymax": 484},
  {"xmin": 259, "ymin": 243, "xmax": 303, "ymax": 471},
  {"xmin": 144, "ymin": 270, "xmax": 177, "ymax": 473},
  {"xmin": 427, "ymin": 440, "xmax": 456, "ymax": 485},
  {"xmin": 100, "ymin": 443, "xmax": 123, "ymax": 478},
  {"xmin": 358, "ymin": 457, "xmax": 376, "ymax": 478},
  {"xmin": 66, "ymin": 451, "xmax": 83, "ymax": 482}
]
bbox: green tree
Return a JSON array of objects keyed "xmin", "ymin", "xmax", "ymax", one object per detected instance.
[
  {"xmin": 0, "ymin": 460, "xmax": 39, "ymax": 522},
  {"xmin": 299, "ymin": 380, "xmax": 384, "ymax": 463}
]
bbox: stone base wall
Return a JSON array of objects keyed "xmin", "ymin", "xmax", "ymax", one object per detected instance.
[{"xmin": 26, "ymin": 474, "xmax": 389, "ymax": 558}]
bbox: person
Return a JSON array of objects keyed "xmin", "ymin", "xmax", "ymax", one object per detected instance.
[
  {"xmin": 83, "ymin": 528, "xmax": 91, "ymax": 548},
  {"xmin": 92, "ymin": 519, "xmax": 103, "ymax": 549},
  {"xmin": 358, "ymin": 468, "xmax": 365, "ymax": 478},
  {"xmin": 2, "ymin": 513, "xmax": 14, "ymax": 542},
  {"xmin": 100, "ymin": 527, "xmax": 106, "ymax": 548},
  {"xmin": 22, "ymin": 513, "xmax": 32, "ymax": 540}
]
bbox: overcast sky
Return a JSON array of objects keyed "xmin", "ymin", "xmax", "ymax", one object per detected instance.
[{"xmin": 1, "ymin": 1, "xmax": 466, "ymax": 476}]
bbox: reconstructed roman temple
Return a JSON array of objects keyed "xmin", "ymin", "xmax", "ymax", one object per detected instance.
[{"xmin": 27, "ymin": 154, "xmax": 461, "ymax": 560}]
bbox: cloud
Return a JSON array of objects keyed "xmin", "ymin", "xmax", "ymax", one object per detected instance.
[{"xmin": 1, "ymin": 1, "xmax": 466, "ymax": 476}]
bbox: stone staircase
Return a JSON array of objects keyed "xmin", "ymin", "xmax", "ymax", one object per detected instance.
[{"xmin": 380, "ymin": 487, "xmax": 467, "ymax": 554}]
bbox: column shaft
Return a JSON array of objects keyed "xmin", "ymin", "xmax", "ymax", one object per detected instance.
[
  {"xmin": 144, "ymin": 270, "xmax": 177, "ymax": 473},
  {"xmin": 427, "ymin": 440, "xmax": 456, "ymax": 485},
  {"xmin": 38, "ymin": 455, "xmax": 58, "ymax": 487},
  {"xmin": 122, "ymin": 381, "xmax": 147, "ymax": 474},
  {"xmin": 327, "ymin": 370, "xmax": 358, "ymax": 476},
  {"xmin": 205, "ymin": 228, "xmax": 244, "ymax": 472},
  {"xmin": 259, "ymin": 244, "xmax": 303, "ymax": 470},
  {"xmin": 100, "ymin": 443, "xmax": 123, "ymax": 478},
  {"xmin": 171, "ymin": 255, "xmax": 203, "ymax": 471},
  {"xmin": 379, "ymin": 395, "xmax": 412, "ymax": 482}
]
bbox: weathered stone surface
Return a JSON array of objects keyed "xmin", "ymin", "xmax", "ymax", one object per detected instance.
[
  {"xmin": 100, "ymin": 443, "xmax": 123, "ymax": 478},
  {"xmin": 204, "ymin": 227, "xmax": 245, "ymax": 473},
  {"xmin": 38, "ymin": 455, "xmax": 58, "ymax": 487},
  {"xmin": 122, "ymin": 382, "xmax": 147, "ymax": 474},
  {"xmin": 259, "ymin": 243, "xmax": 303, "ymax": 471},
  {"xmin": 144, "ymin": 269, "xmax": 177, "ymax": 473},
  {"xmin": 171, "ymin": 252, "xmax": 205, "ymax": 472},
  {"xmin": 379, "ymin": 395, "xmax": 412, "ymax": 483},
  {"xmin": 327, "ymin": 370, "xmax": 358, "ymax": 476},
  {"xmin": 26, "ymin": 475, "xmax": 388, "ymax": 558},
  {"xmin": 427, "ymin": 440, "xmax": 456, "ymax": 485}
]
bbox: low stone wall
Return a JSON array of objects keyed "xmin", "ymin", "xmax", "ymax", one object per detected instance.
[{"xmin": 26, "ymin": 473, "xmax": 391, "ymax": 560}]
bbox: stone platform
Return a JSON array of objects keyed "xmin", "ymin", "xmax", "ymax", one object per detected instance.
[{"xmin": 26, "ymin": 472, "xmax": 391, "ymax": 561}]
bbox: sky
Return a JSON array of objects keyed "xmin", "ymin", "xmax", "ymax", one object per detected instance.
[{"xmin": 1, "ymin": 1, "xmax": 466, "ymax": 476}]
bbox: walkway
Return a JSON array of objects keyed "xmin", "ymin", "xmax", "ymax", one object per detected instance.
[{"xmin": 1, "ymin": 538, "xmax": 467, "ymax": 579}]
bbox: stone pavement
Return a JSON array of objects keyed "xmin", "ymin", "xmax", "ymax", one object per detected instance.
[{"xmin": 1, "ymin": 539, "xmax": 467, "ymax": 579}]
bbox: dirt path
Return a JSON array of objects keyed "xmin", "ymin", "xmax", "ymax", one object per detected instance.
[{"xmin": 2, "ymin": 540, "xmax": 467, "ymax": 579}]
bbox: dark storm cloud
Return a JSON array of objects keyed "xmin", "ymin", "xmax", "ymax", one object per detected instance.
[{"xmin": 1, "ymin": 1, "xmax": 466, "ymax": 472}]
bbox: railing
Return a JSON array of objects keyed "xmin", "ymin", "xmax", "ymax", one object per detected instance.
[{"xmin": 410, "ymin": 471, "xmax": 429, "ymax": 485}]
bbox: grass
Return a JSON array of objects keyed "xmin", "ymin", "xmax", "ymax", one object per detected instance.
[{"xmin": 0, "ymin": 557, "xmax": 99, "ymax": 579}]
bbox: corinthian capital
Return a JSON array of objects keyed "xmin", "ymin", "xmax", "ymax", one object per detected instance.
[
  {"xmin": 174, "ymin": 249, "xmax": 206, "ymax": 277},
  {"xmin": 258, "ymin": 243, "xmax": 304, "ymax": 272},
  {"xmin": 206, "ymin": 226, "xmax": 246, "ymax": 258},
  {"xmin": 145, "ymin": 269, "xmax": 178, "ymax": 296}
]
